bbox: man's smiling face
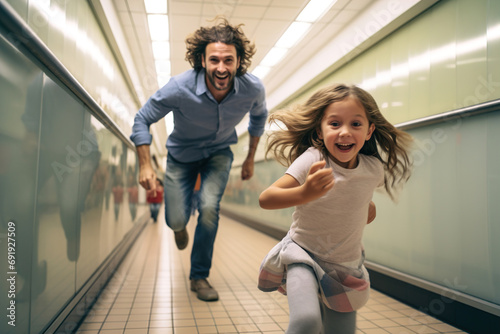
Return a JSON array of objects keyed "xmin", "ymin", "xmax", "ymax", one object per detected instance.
[{"xmin": 202, "ymin": 42, "xmax": 240, "ymax": 100}]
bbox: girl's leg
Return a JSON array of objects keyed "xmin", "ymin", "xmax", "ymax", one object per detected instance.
[
  {"xmin": 320, "ymin": 302, "xmax": 357, "ymax": 334},
  {"xmin": 286, "ymin": 264, "xmax": 322, "ymax": 334}
]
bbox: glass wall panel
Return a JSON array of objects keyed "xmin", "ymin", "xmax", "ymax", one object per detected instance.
[
  {"xmin": 456, "ymin": 0, "xmax": 488, "ymax": 108},
  {"xmin": 5, "ymin": 0, "xmax": 28, "ymax": 20},
  {"xmin": 30, "ymin": 74, "xmax": 86, "ymax": 334},
  {"xmin": 76, "ymin": 115, "xmax": 106, "ymax": 290},
  {"xmin": 407, "ymin": 15, "xmax": 430, "ymax": 118},
  {"xmin": 366, "ymin": 111, "xmax": 500, "ymax": 306},
  {"xmin": 486, "ymin": 111, "xmax": 500, "ymax": 303},
  {"xmin": 1, "ymin": 1, "xmax": 148, "ymax": 332},
  {"xmin": 0, "ymin": 35, "xmax": 41, "ymax": 334},
  {"xmin": 488, "ymin": 0, "xmax": 500, "ymax": 83},
  {"xmin": 76, "ymin": 120, "xmax": 147, "ymax": 290},
  {"xmin": 280, "ymin": 0, "xmax": 500, "ymax": 126},
  {"xmin": 223, "ymin": 158, "xmax": 293, "ymax": 232},
  {"xmin": 125, "ymin": 148, "xmax": 145, "ymax": 224},
  {"xmin": 5, "ymin": 0, "xmax": 140, "ymax": 139}
]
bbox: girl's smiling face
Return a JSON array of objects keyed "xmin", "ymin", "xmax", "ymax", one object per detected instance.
[{"xmin": 318, "ymin": 96, "xmax": 375, "ymax": 169}]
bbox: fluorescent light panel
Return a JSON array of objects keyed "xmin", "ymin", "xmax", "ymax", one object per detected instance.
[
  {"xmin": 156, "ymin": 60, "xmax": 171, "ymax": 74},
  {"xmin": 260, "ymin": 47, "xmax": 288, "ymax": 67},
  {"xmin": 276, "ymin": 22, "xmax": 312, "ymax": 48},
  {"xmin": 148, "ymin": 15, "xmax": 169, "ymax": 41},
  {"xmin": 252, "ymin": 66, "xmax": 271, "ymax": 79},
  {"xmin": 152, "ymin": 41, "xmax": 170, "ymax": 59},
  {"xmin": 144, "ymin": 0, "xmax": 167, "ymax": 14},
  {"xmin": 296, "ymin": 0, "xmax": 337, "ymax": 22},
  {"xmin": 253, "ymin": 0, "xmax": 337, "ymax": 79}
]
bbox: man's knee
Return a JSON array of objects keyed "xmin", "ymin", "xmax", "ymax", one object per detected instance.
[
  {"xmin": 197, "ymin": 208, "xmax": 218, "ymax": 233},
  {"xmin": 165, "ymin": 215, "xmax": 188, "ymax": 232}
]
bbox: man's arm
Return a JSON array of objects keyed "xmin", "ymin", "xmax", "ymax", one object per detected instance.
[
  {"xmin": 136, "ymin": 144, "xmax": 157, "ymax": 196},
  {"xmin": 241, "ymin": 135, "xmax": 260, "ymax": 180}
]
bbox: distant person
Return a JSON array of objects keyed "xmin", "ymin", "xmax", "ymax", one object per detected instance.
[
  {"xmin": 111, "ymin": 177, "xmax": 124, "ymax": 221},
  {"xmin": 130, "ymin": 17, "xmax": 268, "ymax": 301},
  {"xmin": 127, "ymin": 175, "xmax": 139, "ymax": 221},
  {"xmin": 146, "ymin": 178, "xmax": 163, "ymax": 222},
  {"xmin": 258, "ymin": 84, "xmax": 412, "ymax": 333}
]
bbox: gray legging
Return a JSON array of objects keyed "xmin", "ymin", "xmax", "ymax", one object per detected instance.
[{"xmin": 286, "ymin": 264, "xmax": 357, "ymax": 334}]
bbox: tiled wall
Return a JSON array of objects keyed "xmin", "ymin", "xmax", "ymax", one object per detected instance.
[{"xmin": 223, "ymin": 0, "xmax": 500, "ymax": 310}]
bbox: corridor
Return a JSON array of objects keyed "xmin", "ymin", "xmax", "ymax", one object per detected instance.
[{"xmin": 76, "ymin": 214, "xmax": 465, "ymax": 334}]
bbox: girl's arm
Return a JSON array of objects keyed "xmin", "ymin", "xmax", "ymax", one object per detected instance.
[
  {"xmin": 367, "ymin": 201, "xmax": 376, "ymax": 224},
  {"xmin": 259, "ymin": 160, "xmax": 334, "ymax": 210}
]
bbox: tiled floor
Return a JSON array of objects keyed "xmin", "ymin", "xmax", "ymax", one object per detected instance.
[{"xmin": 76, "ymin": 213, "xmax": 466, "ymax": 334}]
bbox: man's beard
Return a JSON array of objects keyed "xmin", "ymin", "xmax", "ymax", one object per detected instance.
[{"xmin": 206, "ymin": 69, "xmax": 236, "ymax": 91}]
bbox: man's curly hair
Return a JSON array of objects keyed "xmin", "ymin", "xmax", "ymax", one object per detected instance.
[{"xmin": 185, "ymin": 17, "xmax": 256, "ymax": 76}]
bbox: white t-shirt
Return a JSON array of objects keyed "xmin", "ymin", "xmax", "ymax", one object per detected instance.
[{"xmin": 286, "ymin": 147, "xmax": 384, "ymax": 264}]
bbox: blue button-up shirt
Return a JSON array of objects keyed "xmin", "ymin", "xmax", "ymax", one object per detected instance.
[{"xmin": 130, "ymin": 69, "xmax": 268, "ymax": 163}]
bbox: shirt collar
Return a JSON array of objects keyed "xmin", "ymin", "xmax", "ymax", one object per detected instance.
[
  {"xmin": 195, "ymin": 69, "xmax": 207, "ymax": 96},
  {"xmin": 195, "ymin": 68, "xmax": 240, "ymax": 96}
]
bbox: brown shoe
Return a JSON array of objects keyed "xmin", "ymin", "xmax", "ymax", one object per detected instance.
[
  {"xmin": 190, "ymin": 278, "xmax": 219, "ymax": 301},
  {"xmin": 174, "ymin": 229, "xmax": 189, "ymax": 250}
]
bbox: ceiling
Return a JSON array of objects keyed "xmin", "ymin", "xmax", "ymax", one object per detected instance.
[{"xmin": 110, "ymin": 0, "xmax": 373, "ymax": 103}]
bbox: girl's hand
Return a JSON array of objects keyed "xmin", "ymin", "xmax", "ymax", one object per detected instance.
[{"xmin": 301, "ymin": 160, "xmax": 334, "ymax": 201}]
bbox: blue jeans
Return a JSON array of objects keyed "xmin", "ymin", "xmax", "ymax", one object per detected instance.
[
  {"xmin": 150, "ymin": 203, "xmax": 161, "ymax": 221},
  {"xmin": 164, "ymin": 148, "xmax": 233, "ymax": 279}
]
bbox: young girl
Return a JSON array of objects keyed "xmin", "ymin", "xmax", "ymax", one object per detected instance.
[{"xmin": 258, "ymin": 84, "xmax": 412, "ymax": 334}]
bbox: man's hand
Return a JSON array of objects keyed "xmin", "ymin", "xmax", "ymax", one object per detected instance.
[
  {"xmin": 139, "ymin": 164, "xmax": 157, "ymax": 197},
  {"xmin": 242, "ymin": 135, "xmax": 260, "ymax": 180},
  {"xmin": 136, "ymin": 144, "xmax": 157, "ymax": 196},
  {"xmin": 139, "ymin": 165, "xmax": 157, "ymax": 192},
  {"xmin": 241, "ymin": 157, "xmax": 254, "ymax": 180}
]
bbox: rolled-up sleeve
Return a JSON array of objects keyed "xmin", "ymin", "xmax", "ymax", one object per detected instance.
[{"xmin": 247, "ymin": 85, "xmax": 268, "ymax": 137}]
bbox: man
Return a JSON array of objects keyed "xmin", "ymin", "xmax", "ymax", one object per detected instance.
[{"xmin": 130, "ymin": 18, "xmax": 268, "ymax": 301}]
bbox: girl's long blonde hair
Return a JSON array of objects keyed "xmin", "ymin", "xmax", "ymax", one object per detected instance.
[{"xmin": 266, "ymin": 83, "xmax": 412, "ymax": 199}]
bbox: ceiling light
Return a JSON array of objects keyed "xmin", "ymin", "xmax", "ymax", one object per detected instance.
[
  {"xmin": 260, "ymin": 47, "xmax": 288, "ymax": 67},
  {"xmin": 296, "ymin": 0, "xmax": 337, "ymax": 23},
  {"xmin": 144, "ymin": 0, "xmax": 167, "ymax": 14},
  {"xmin": 275, "ymin": 22, "xmax": 311, "ymax": 48},
  {"xmin": 147, "ymin": 15, "xmax": 169, "ymax": 41},
  {"xmin": 157, "ymin": 74, "xmax": 170, "ymax": 88},
  {"xmin": 253, "ymin": 66, "xmax": 271, "ymax": 79},
  {"xmin": 152, "ymin": 41, "xmax": 170, "ymax": 59},
  {"xmin": 155, "ymin": 60, "xmax": 171, "ymax": 74}
]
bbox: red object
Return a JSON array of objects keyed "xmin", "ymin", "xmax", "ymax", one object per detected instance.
[{"xmin": 147, "ymin": 187, "xmax": 163, "ymax": 203}]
